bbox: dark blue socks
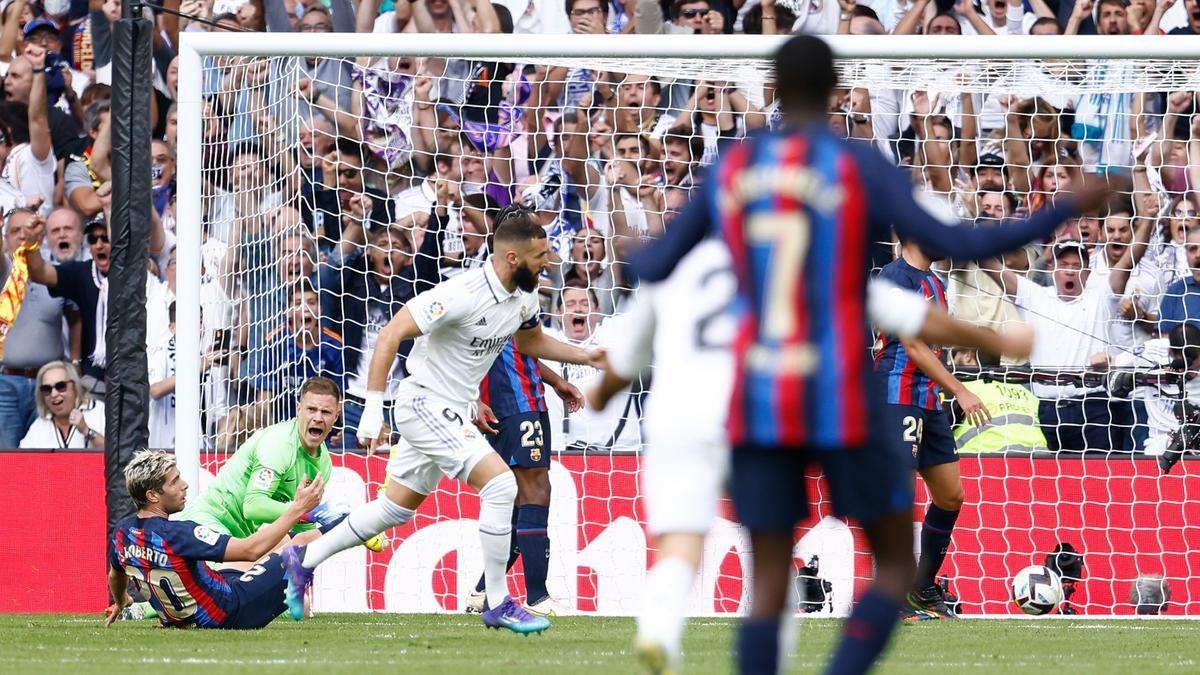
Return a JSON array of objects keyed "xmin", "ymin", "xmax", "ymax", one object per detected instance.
[
  {"xmin": 825, "ymin": 588, "xmax": 902, "ymax": 675},
  {"xmin": 473, "ymin": 504, "xmax": 550, "ymax": 604},
  {"xmin": 736, "ymin": 617, "xmax": 780, "ymax": 675},
  {"xmin": 916, "ymin": 505, "xmax": 959, "ymax": 590},
  {"xmin": 515, "ymin": 504, "xmax": 550, "ymax": 604}
]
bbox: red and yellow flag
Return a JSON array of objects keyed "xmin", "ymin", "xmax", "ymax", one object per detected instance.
[{"xmin": 0, "ymin": 243, "xmax": 36, "ymax": 360}]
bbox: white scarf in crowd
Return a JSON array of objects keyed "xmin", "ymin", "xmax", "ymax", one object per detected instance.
[{"xmin": 91, "ymin": 263, "xmax": 108, "ymax": 368}]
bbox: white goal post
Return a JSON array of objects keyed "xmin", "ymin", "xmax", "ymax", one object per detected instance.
[
  {"xmin": 174, "ymin": 29, "xmax": 1200, "ymax": 495},
  {"xmin": 175, "ymin": 32, "xmax": 1200, "ymax": 616}
]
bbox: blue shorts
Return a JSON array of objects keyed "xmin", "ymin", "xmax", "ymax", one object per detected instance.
[
  {"xmin": 488, "ymin": 410, "xmax": 552, "ymax": 469},
  {"xmin": 730, "ymin": 428, "xmax": 914, "ymax": 532},
  {"xmin": 217, "ymin": 553, "xmax": 288, "ymax": 629},
  {"xmin": 891, "ymin": 404, "xmax": 958, "ymax": 469}
]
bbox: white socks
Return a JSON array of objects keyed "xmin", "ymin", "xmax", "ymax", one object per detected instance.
[
  {"xmin": 477, "ymin": 472, "xmax": 518, "ymax": 609},
  {"xmin": 637, "ymin": 556, "xmax": 696, "ymax": 662},
  {"xmin": 302, "ymin": 494, "xmax": 414, "ymax": 569}
]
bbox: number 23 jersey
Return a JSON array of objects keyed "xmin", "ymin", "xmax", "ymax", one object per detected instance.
[{"xmin": 543, "ymin": 321, "xmax": 642, "ymax": 452}]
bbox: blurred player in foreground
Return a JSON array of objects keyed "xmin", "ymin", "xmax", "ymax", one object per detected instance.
[
  {"xmin": 179, "ymin": 377, "xmax": 384, "ymax": 555},
  {"xmin": 874, "ymin": 237, "xmax": 988, "ymax": 622},
  {"xmin": 106, "ymin": 450, "xmax": 324, "ymax": 629},
  {"xmin": 283, "ymin": 206, "xmax": 606, "ymax": 634},
  {"xmin": 590, "ymin": 239, "xmax": 1033, "ymax": 674},
  {"xmin": 628, "ymin": 34, "xmax": 1107, "ymax": 675}
]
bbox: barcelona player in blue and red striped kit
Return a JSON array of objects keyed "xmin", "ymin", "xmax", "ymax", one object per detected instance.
[
  {"xmin": 875, "ymin": 237, "xmax": 993, "ymax": 622},
  {"xmin": 470, "ymin": 337, "xmax": 583, "ymax": 615},
  {"xmin": 629, "ymin": 35, "xmax": 1109, "ymax": 675},
  {"xmin": 106, "ymin": 450, "xmax": 324, "ymax": 629}
]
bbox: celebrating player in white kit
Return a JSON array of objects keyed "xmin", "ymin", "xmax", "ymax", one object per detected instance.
[
  {"xmin": 589, "ymin": 247, "xmax": 1036, "ymax": 673},
  {"xmin": 588, "ymin": 238, "xmax": 737, "ymax": 674},
  {"xmin": 283, "ymin": 205, "xmax": 605, "ymax": 634}
]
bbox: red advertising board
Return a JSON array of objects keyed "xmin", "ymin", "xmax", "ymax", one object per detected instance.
[
  {"xmin": 2, "ymin": 451, "xmax": 1198, "ymax": 616},
  {"xmin": 0, "ymin": 452, "xmax": 109, "ymax": 613}
]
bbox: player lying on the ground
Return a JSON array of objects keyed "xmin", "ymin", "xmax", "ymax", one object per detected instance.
[
  {"xmin": 282, "ymin": 205, "xmax": 606, "ymax": 635},
  {"xmin": 107, "ymin": 450, "xmax": 324, "ymax": 629},
  {"xmin": 466, "ymin": 338, "xmax": 583, "ymax": 617},
  {"xmin": 874, "ymin": 237, "xmax": 989, "ymax": 622},
  {"xmin": 180, "ymin": 376, "xmax": 384, "ymax": 554},
  {"xmin": 588, "ymin": 268, "xmax": 1033, "ymax": 674},
  {"xmin": 627, "ymin": 35, "xmax": 1105, "ymax": 675}
]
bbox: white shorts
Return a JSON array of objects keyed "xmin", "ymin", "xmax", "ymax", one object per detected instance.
[
  {"xmin": 385, "ymin": 382, "xmax": 497, "ymax": 495},
  {"xmin": 642, "ymin": 425, "xmax": 730, "ymax": 535}
]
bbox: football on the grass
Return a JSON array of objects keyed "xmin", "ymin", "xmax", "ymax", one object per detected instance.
[{"xmin": 1011, "ymin": 564, "xmax": 1064, "ymax": 615}]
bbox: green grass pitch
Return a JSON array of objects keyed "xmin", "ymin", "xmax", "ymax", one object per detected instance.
[{"xmin": 1, "ymin": 614, "xmax": 1197, "ymax": 674}]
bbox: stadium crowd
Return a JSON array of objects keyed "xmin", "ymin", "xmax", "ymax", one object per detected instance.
[{"xmin": 0, "ymin": 0, "xmax": 1199, "ymax": 454}]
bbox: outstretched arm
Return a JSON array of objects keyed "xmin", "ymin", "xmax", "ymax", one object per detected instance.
[
  {"xmin": 855, "ymin": 142, "xmax": 1106, "ymax": 260},
  {"xmin": 514, "ymin": 323, "xmax": 607, "ymax": 367},
  {"xmin": 916, "ymin": 305, "xmax": 1033, "ymax": 360},
  {"xmin": 870, "ymin": 277, "xmax": 1031, "ymax": 360}
]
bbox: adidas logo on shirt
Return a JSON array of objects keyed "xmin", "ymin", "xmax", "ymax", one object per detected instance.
[{"xmin": 475, "ymin": 318, "xmax": 488, "ymax": 326}]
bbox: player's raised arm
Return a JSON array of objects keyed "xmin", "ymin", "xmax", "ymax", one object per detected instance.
[
  {"xmin": 869, "ymin": 278, "xmax": 1032, "ymax": 360},
  {"xmin": 224, "ymin": 475, "xmax": 325, "ymax": 562},
  {"xmin": 851, "ymin": 142, "xmax": 1110, "ymax": 260},
  {"xmin": 626, "ymin": 183, "xmax": 714, "ymax": 284}
]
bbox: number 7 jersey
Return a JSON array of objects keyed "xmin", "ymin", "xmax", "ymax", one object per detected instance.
[
  {"xmin": 630, "ymin": 127, "xmax": 1083, "ymax": 450},
  {"xmin": 713, "ymin": 133, "xmax": 871, "ymax": 448}
]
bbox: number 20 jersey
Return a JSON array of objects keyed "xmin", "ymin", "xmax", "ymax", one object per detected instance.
[{"xmin": 109, "ymin": 515, "xmax": 234, "ymax": 628}]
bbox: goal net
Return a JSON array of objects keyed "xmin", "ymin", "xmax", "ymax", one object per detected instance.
[{"xmin": 176, "ymin": 33, "xmax": 1200, "ymax": 617}]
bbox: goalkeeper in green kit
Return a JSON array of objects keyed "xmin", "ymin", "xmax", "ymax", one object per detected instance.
[{"xmin": 182, "ymin": 377, "xmax": 384, "ymax": 552}]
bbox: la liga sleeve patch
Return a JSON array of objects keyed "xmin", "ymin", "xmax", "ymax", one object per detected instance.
[
  {"xmin": 252, "ymin": 467, "xmax": 276, "ymax": 490},
  {"xmin": 193, "ymin": 525, "xmax": 220, "ymax": 546},
  {"xmin": 425, "ymin": 300, "xmax": 446, "ymax": 323}
]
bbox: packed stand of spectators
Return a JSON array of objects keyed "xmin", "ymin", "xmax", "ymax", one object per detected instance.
[{"xmin": 2, "ymin": 0, "xmax": 1200, "ymax": 455}]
